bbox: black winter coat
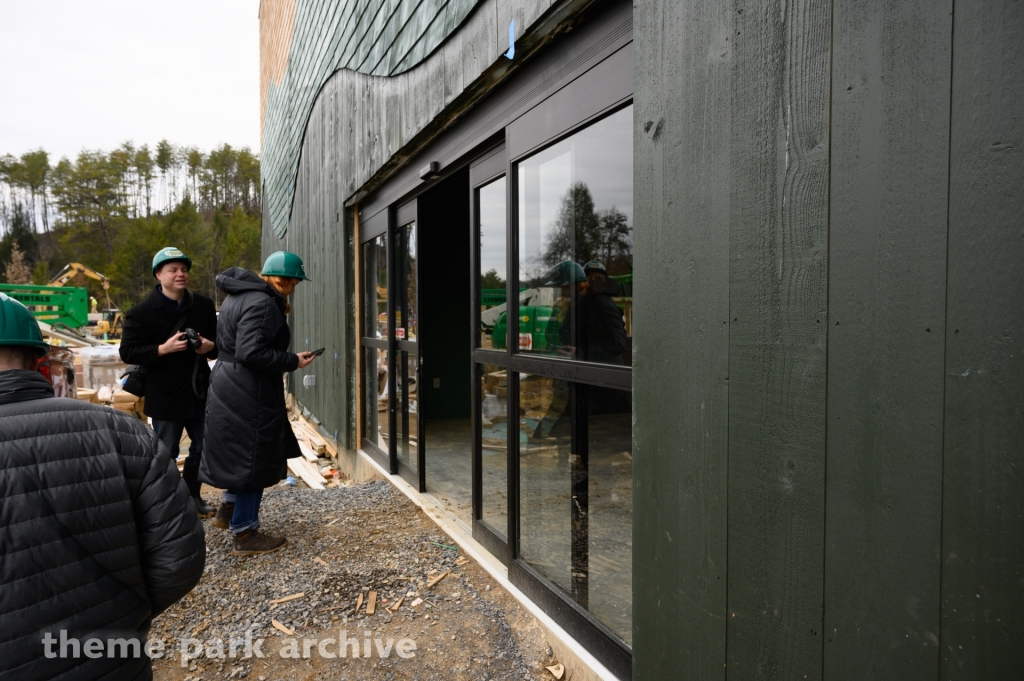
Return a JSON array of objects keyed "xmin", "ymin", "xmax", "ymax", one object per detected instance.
[
  {"xmin": 583, "ymin": 289, "xmax": 628, "ymax": 364},
  {"xmin": 0, "ymin": 370, "xmax": 205, "ymax": 681},
  {"xmin": 119, "ymin": 286, "xmax": 218, "ymax": 421},
  {"xmin": 199, "ymin": 268, "xmax": 301, "ymax": 491}
]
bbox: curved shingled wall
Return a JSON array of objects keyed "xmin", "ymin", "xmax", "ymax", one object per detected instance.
[{"xmin": 262, "ymin": 0, "xmax": 483, "ymax": 237}]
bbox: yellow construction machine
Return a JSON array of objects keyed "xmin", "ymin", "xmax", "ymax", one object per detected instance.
[{"xmin": 49, "ymin": 263, "xmax": 123, "ymax": 339}]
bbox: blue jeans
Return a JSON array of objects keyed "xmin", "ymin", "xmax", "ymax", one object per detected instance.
[
  {"xmin": 222, "ymin": 489, "xmax": 264, "ymax": 534},
  {"xmin": 152, "ymin": 410, "xmax": 205, "ymax": 481}
]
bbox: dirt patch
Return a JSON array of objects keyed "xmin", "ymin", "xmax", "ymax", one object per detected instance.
[{"xmin": 150, "ymin": 481, "xmax": 559, "ymax": 680}]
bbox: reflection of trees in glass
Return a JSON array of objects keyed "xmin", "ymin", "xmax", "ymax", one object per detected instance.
[
  {"xmin": 537, "ymin": 182, "xmax": 632, "ymax": 279},
  {"xmin": 594, "ymin": 207, "xmax": 632, "ymax": 277},
  {"xmin": 481, "ymin": 269, "xmax": 505, "ymax": 289}
]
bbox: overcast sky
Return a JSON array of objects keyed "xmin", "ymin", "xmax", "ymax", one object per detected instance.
[{"xmin": 0, "ymin": 0, "xmax": 260, "ymax": 163}]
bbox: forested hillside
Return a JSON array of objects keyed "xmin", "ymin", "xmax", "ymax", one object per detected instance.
[{"xmin": 0, "ymin": 141, "xmax": 261, "ymax": 308}]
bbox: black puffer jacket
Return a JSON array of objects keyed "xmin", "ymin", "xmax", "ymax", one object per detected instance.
[
  {"xmin": 200, "ymin": 268, "xmax": 301, "ymax": 491},
  {"xmin": 0, "ymin": 370, "xmax": 205, "ymax": 681}
]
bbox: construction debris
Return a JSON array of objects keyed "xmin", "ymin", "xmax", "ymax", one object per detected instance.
[
  {"xmin": 148, "ymin": 482, "xmax": 556, "ymax": 680},
  {"xmin": 546, "ymin": 662, "xmax": 566, "ymax": 679},
  {"xmin": 365, "ymin": 590, "xmax": 377, "ymax": 615},
  {"xmin": 271, "ymin": 620, "xmax": 295, "ymax": 636},
  {"xmin": 426, "ymin": 569, "xmax": 451, "ymax": 589},
  {"xmin": 287, "ymin": 457, "xmax": 325, "ymax": 490},
  {"xmin": 268, "ymin": 592, "xmax": 304, "ymax": 605}
]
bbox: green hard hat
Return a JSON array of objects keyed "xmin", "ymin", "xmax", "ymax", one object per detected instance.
[
  {"xmin": 544, "ymin": 261, "xmax": 587, "ymax": 286},
  {"xmin": 0, "ymin": 292, "xmax": 50, "ymax": 357},
  {"xmin": 152, "ymin": 247, "xmax": 193, "ymax": 276},
  {"xmin": 261, "ymin": 251, "xmax": 310, "ymax": 281},
  {"xmin": 583, "ymin": 260, "xmax": 607, "ymax": 274}
]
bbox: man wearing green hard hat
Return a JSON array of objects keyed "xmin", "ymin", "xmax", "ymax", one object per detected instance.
[
  {"xmin": 0, "ymin": 292, "xmax": 205, "ymax": 679},
  {"xmin": 200, "ymin": 251, "xmax": 319, "ymax": 556},
  {"xmin": 120, "ymin": 246, "xmax": 220, "ymax": 517}
]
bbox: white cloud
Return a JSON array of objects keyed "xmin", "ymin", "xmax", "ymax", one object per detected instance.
[{"xmin": 0, "ymin": 0, "xmax": 259, "ymax": 161}]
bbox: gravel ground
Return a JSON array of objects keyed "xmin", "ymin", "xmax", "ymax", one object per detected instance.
[{"xmin": 150, "ymin": 481, "xmax": 559, "ymax": 681}]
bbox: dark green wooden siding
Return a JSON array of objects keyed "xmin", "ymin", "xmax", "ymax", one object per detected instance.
[
  {"xmin": 263, "ymin": 0, "xmax": 579, "ymax": 451},
  {"xmin": 262, "ymin": 0, "xmax": 566, "ymax": 239},
  {"xmin": 633, "ymin": 0, "xmax": 1023, "ymax": 679},
  {"xmin": 264, "ymin": 0, "xmax": 1022, "ymax": 675}
]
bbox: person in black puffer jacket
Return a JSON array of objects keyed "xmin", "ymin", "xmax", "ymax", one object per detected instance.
[
  {"xmin": 0, "ymin": 292, "xmax": 205, "ymax": 681},
  {"xmin": 200, "ymin": 255, "xmax": 317, "ymax": 556}
]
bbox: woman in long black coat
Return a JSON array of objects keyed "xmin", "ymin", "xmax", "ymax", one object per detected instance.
[{"xmin": 199, "ymin": 257, "xmax": 317, "ymax": 556}]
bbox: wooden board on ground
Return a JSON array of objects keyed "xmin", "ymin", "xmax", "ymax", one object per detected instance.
[
  {"xmin": 296, "ymin": 438, "xmax": 319, "ymax": 463},
  {"xmin": 426, "ymin": 570, "xmax": 450, "ymax": 589},
  {"xmin": 287, "ymin": 458, "xmax": 325, "ymax": 489},
  {"xmin": 366, "ymin": 591, "xmax": 377, "ymax": 615}
]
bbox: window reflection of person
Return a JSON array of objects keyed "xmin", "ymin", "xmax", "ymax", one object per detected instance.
[
  {"xmin": 545, "ymin": 260, "xmax": 589, "ymax": 360},
  {"xmin": 581, "ymin": 260, "xmax": 628, "ymax": 365},
  {"xmin": 529, "ymin": 261, "xmax": 587, "ymax": 440}
]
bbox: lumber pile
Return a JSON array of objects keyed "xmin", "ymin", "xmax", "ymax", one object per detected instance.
[{"xmin": 286, "ymin": 411, "xmax": 345, "ymax": 490}]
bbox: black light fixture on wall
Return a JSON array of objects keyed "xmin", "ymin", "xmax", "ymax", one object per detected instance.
[{"xmin": 419, "ymin": 161, "xmax": 441, "ymax": 181}]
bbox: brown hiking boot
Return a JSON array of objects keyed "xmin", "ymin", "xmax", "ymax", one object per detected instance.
[
  {"xmin": 231, "ymin": 529, "xmax": 287, "ymax": 556},
  {"xmin": 210, "ymin": 502, "xmax": 235, "ymax": 530}
]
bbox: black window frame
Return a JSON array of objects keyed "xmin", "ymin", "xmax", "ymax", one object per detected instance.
[{"xmin": 357, "ymin": 1, "xmax": 634, "ymax": 676}]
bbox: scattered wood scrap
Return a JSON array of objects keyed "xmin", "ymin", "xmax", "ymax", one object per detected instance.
[
  {"xmin": 426, "ymin": 570, "xmax": 450, "ymax": 589},
  {"xmin": 366, "ymin": 591, "xmax": 377, "ymax": 615},
  {"xmin": 313, "ymin": 557, "xmax": 329, "ymax": 568},
  {"xmin": 290, "ymin": 415, "xmax": 337, "ymax": 458},
  {"xmin": 302, "ymin": 426, "xmax": 327, "ymax": 454},
  {"xmin": 388, "ymin": 593, "xmax": 406, "ymax": 613},
  {"xmin": 269, "ymin": 592, "xmax": 304, "ymax": 605},
  {"xmin": 355, "ymin": 593, "xmax": 364, "ymax": 612},
  {"xmin": 271, "ymin": 620, "xmax": 295, "ymax": 636},
  {"xmin": 455, "ymin": 557, "xmax": 469, "ymax": 566},
  {"xmin": 546, "ymin": 663, "xmax": 565, "ymax": 679}
]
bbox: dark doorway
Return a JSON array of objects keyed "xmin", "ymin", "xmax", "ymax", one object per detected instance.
[{"xmin": 418, "ymin": 167, "xmax": 473, "ymax": 525}]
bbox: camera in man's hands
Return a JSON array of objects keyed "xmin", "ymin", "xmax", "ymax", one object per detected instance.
[{"xmin": 182, "ymin": 328, "xmax": 202, "ymax": 351}]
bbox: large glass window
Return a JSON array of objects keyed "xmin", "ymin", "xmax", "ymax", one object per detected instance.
[
  {"xmin": 396, "ymin": 221, "xmax": 417, "ymax": 341},
  {"xmin": 518, "ymin": 374, "xmax": 632, "ymax": 644},
  {"xmin": 363, "ymin": 234, "xmax": 388, "ymax": 338},
  {"xmin": 478, "ymin": 177, "xmax": 507, "ymax": 348},
  {"xmin": 517, "ymin": 105, "xmax": 633, "ymax": 365},
  {"xmin": 362, "ymin": 233, "xmax": 389, "ymax": 452},
  {"xmin": 479, "ymin": 362, "xmax": 509, "ymax": 536},
  {"xmin": 396, "ymin": 350, "xmax": 417, "ymax": 470},
  {"xmin": 364, "ymin": 346, "xmax": 388, "ymax": 450}
]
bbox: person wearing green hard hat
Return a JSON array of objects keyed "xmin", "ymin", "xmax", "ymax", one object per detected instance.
[
  {"xmin": 200, "ymin": 251, "xmax": 319, "ymax": 556},
  {"xmin": 542, "ymin": 260, "xmax": 588, "ymax": 359},
  {"xmin": 120, "ymin": 246, "xmax": 220, "ymax": 518},
  {"xmin": 0, "ymin": 291, "xmax": 51, "ymax": 363},
  {"xmin": 0, "ymin": 292, "xmax": 206, "ymax": 680},
  {"xmin": 261, "ymin": 250, "xmax": 310, "ymax": 281},
  {"xmin": 151, "ymin": 246, "xmax": 194, "ymax": 276}
]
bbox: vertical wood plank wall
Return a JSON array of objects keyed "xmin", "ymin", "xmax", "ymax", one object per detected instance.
[
  {"xmin": 726, "ymin": 0, "xmax": 831, "ymax": 677},
  {"xmin": 825, "ymin": 0, "xmax": 951, "ymax": 677},
  {"xmin": 632, "ymin": 0, "xmax": 731, "ymax": 677},
  {"xmin": 634, "ymin": 0, "xmax": 1023, "ymax": 678},
  {"xmin": 942, "ymin": 0, "xmax": 1024, "ymax": 677}
]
